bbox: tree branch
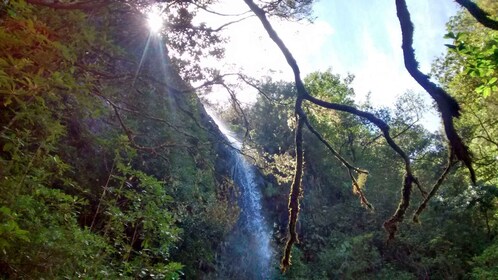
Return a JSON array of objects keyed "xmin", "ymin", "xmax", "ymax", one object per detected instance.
[
  {"xmin": 281, "ymin": 104, "xmax": 305, "ymax": 271},
  {"xmin": 413, "ymin": 152, "xmax": 457, "ymax": 223},
  {"xmin": 220, "ymin": 83, "xmax": 250, "ymax": 140},
  {"xmin": 210, "ymin": 15, "xmax": 255, "ymax": 32},
  {"xmin": 186, "ymin": 0, "xmax": 252, "ymax": 17},
  {"xmin": 25, "ymin": 0, "xmax": 111, "ymax": 10},
  {"xmin": 111, "ymin": 105, "xmax": 179, "ymax": 152},
  {"xmin": 395, "ymin": 0, "xmax": 475, "ymax": 184},
  {"xmin": 302, "ymin": 114, "xmax": 373, "ymax": 209},
  {"xmin": 454, "ymin": 0, "xmax": 498, "ymax": 30},
  {"xmin": 244, "ymin": 0, "xmax": 419, "ymax": 269}
]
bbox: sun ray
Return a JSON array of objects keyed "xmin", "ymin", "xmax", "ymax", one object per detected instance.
[{"xmin": 147, "ymin": 8, "xmax": 164, "ymax": 34}]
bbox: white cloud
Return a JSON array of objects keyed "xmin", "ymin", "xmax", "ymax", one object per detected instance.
[
  {"xmin": 193, "ymin": 0, "xmax": 457, "ymax": 131},
  {"xmin": 208, "ymin": 16, "xmax": 334, "ymax": 79},
  {"xmin": 195, "ymin": 1, "xmax": 334, "ymax": 103},
  {"xmin": 351, "ymin": 28, "xmax": 420, "ymax": 107}
]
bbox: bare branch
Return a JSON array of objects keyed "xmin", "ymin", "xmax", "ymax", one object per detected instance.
[
  {"xmin": 471, "ymin": 111, "xmax": 498, "ymax": 148},
  {"xmin": 454, "ymin": 0, "xmax": 498, "ymax": 30},
  {"xmin": 111, "ymin": 105, "xmax": 179, "ymax": 152},
  {"xmin": 361, "ymin": 117, "xmax": 420, "ymax": 151},
  {"xmin": 302, "ymin": 115, "xmax": 367, "ymax": 175},
  {"xmin": 242, "ymin": 0, "xmax": 305, "ymax": 94},
  {"xmin": 210, "ymin": 15, "xmax": 255, "ymax": 32},
  {"xmin": 413, "ymin": 152, "xmax": 457, "ymax": 223},
  {"xmin": 98, "ymin": 89, "xmax": 200, "ymax": 140},
  {"xmin": 186, "ymin": 0, "xmax": 252, "ymax": 17},
  {"xmin": 25, "ymin": 0, "xmax": 111, "ymax": 10},
  {"xmin": 281, "ymin": 106, "xmax": 305, "ymax": 271},
  {"xmin": 395, "ymin": 0, "xmax": 476, "ymax": 184},
  {"xmin": 243, "ymin": 0, "xmax": 420, "ymax": 268},
  {"xmin": 219, "ymin": 83, "xmax": 250, "ymax": 140},
  {"xmin": 302, "ymin": 115, "xmax": 373, "ymax": 209}
]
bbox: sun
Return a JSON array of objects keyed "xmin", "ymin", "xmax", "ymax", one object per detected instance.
[{"xmin": 147, "ymin": 9, "xmax": 163, "ymax": 34}]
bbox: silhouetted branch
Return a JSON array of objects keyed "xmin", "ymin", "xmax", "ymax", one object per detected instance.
[
  {"xmin": 395, "ymin": 0, "xmax": 475, "ymax": 185},
  {"xmin": 413, "ymin": 152, "xmax": 457, "ymax": 223},
  {"xmin": 220, "ymin": 83, "xmax": 250, "ymax": 140},
  {"xmin": 237, "ymin": 75, "xmax": 274, "ymax": 101},
  {"xmin": 302, "ymin": 115, "xmax": 373, "ymax": 209},
  {"xmin": 210, "ymin": 15, "xmax": 255, "ymax": 32},
  {"xmin": 26, "ymin": 0, "xmax": 111, "ymax": 10},
  {"xmin": 454, "ymin": 0, "xmax": 498, "ymax": 30},
  {"xmin": 244, "ymin": 0, "xmax": 419, "ymax": 270},
  {"xmin": 186, "ymin": 0, "xmax": 252, "ymax": 17}
]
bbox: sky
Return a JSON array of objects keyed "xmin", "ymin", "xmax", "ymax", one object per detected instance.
[{"xmin": 195, "ymin": 0, "xmax": 461, "ymax": 131}]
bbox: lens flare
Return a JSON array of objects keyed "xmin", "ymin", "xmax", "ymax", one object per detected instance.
[{"xmin": 147, "ymin": 10, "xmax": 163, "ymax": 34}]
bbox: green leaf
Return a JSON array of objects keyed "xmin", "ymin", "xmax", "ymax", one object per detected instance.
[
  {"xmin": 2, "ymin": 142, "xmax": 14, "ymax": 152},
  {"xmin": 444, "ymin": 32, "xmax": 455, "ymax": 39},
  {"xmin": 483, "ymin": 87, "xmax": 491, "ymax": 97}
]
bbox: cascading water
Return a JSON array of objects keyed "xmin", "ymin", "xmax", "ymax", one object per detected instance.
[{"xmin": 206, "ymin": 109, "xmax": 274, "ymax": 279}]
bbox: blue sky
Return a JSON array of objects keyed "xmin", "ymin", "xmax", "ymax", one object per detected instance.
[
  {"xmin": 197, "ymin": 0, "xmax": 461, "ymax": 130},
  {"xmin": 308, "ymin": 0, "xmax": 460, "ymax": 106}
]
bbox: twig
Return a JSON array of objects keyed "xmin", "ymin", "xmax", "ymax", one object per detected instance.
[{"xmin": 413, "ymin": 152, "xmax": 457, "ymax": 223}]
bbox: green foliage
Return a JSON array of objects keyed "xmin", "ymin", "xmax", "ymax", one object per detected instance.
[
  {"xmin": 471, "ymin": 241, "xmax": 498, "ymax": 279},
  {"xmin": 433, "ymin": 0, "xmax": 498, "ymax": 186},
  {"xmin": 0, "ymin": 1, "xmax": 235, "ymax": 278},
  {"xmin": 247, "ymin": 67, "xmax": 498, "ymax": 279},
  {"xmin": 2, "ymin": 0, "xmax": 497, "ymax": 278},
  {"xmin": 445, "ymin": 31, "xmax": 498, "ymax": 97},
  {"xmin": 316, "ymin": 233, "xmax": 381, "ymax": 279}
]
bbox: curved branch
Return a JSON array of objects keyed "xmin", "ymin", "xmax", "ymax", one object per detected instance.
[
  {"xmin": 236, "ymin": 74, "xmax": 274, "ymax": 101},
  {"xmin": 242, "ymin": 0, "xmax": 304, "ymax": 90},
  {"xmin": 244, "ymin": 0, "xmax": 421, "ymax": 268},
  {"xmin": 186, "ymin": 0, "xmax": 252, "ymax": 17},
  {"xmin": 301, "ymin": 115, "xmax": 373, "ymax": 209},
  {"xmin": 210, "ymin": 15, "xmax": 255, "ymax": 32},
  {"xmin": 220, "ymin": 83, "xmax": 250, "ymax": 140},
  {"xmin": 413, "ymin": 152, "xmax": 457, "ymax": 223},
  {"xmin": 395, "ymin": 0, "xmax": 475, "ymax": 184},
  {"xmin": 306, "ymin": 95, "xmax": 418, "ymax": 239},
  {"xmin": 111, "ymin": 105, "xmax": 179, "ymax": 152},
  {"xmin": 305, "ymin": 95, "xmax": 411, "ymax": 170},
  {"xmin": 454, "ymin": 0, "xmax": 498, "ymax": 30},
  {"xmin": 302, "ymin": 114, "xmax": 367, "ymax": 174},
  {"xmin": 25, "ymin": 0, "xmax": 111, "ymax": 10}
]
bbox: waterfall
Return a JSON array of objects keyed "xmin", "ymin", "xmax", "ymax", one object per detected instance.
[{"xmin": 206, "ymin": 109, "xmax": 273, "ymax": 279}]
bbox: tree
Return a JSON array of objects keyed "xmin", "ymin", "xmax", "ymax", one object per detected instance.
[
  {"xmin": 240, "ymin": 0, "xmax": 498, "ymax": 270},
  {"xmin": 2, "ymin": 0, "xmax": 497, "ymax": 275},
  {"xmin": 0, "ymin": 1, "xmax": 237, "ymax": 278}
]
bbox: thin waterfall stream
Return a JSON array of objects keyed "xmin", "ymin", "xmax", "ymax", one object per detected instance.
[{"xmin": 206, "ymin": 108, "xmax": 274, "ymax": 279}]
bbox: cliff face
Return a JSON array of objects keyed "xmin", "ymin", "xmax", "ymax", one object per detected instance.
[{"xmin": 0, "ymin": 3, "xmax": 238, "ymax": 278}]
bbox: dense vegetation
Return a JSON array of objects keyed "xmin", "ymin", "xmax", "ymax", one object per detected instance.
[
  {"xmin": 0, "ymin": 0, "xmax": 497, "ymax": 279},
  {"xmin": 239, "ymin": 69, "xmax": 497, "ymax": 279},
  {"xmin": 0, "ymin": 1, "xmax": 237, "ymax": 278},
  {"xmin": 224, "ymin": 1, "xmax": 498, "ymax": 278}
]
